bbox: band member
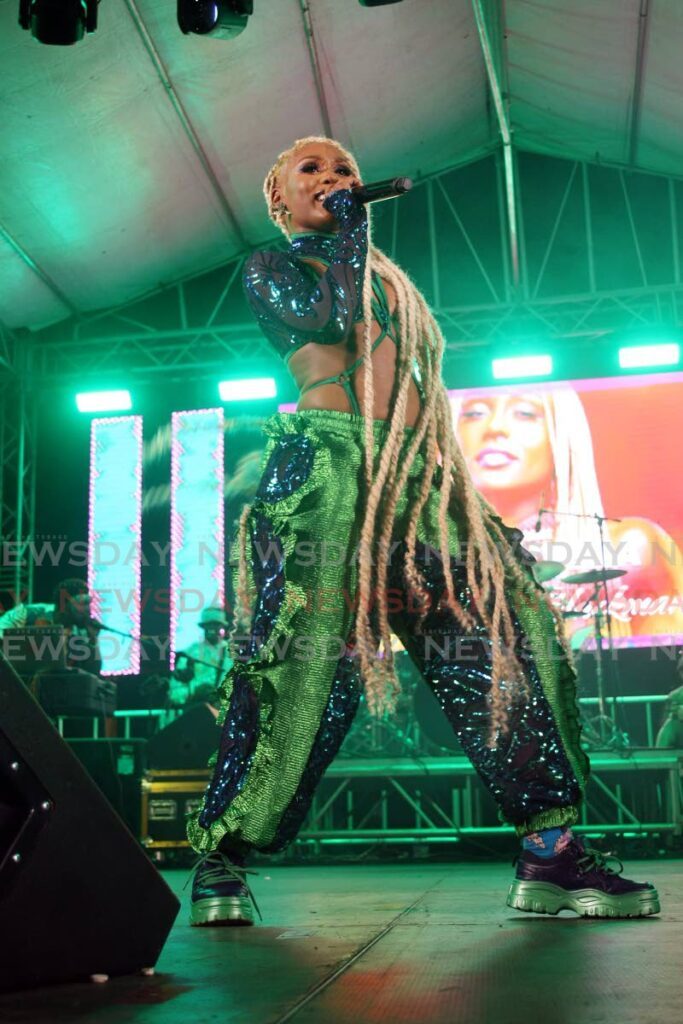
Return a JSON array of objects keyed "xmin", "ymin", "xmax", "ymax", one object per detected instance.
[
  {"xmin": 186, "ymin": 137, "xmax": 659, "ymax": 926},
  {"xmin": 0, "ymin": 577, "xmax": 102, "ymax": 675},
  {"xmin": 171, "ymin": 606, "xmax": 232, "ymax": 706}
]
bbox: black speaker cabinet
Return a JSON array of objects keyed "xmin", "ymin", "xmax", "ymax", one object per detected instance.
[
  {"xmin": 147, "ymin": 702, "xmax": 220, "ymax": 770},
  {"xmin": 66, "ymin": 738, "xmax": 147, "ymax": 836},
  {"xmin": 0, "ymin": 655, "xmax": 180, "ymax": 992}
]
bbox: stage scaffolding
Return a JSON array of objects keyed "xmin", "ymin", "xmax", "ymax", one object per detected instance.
[
  {"xmin": 297, "ymin": 750, "xmax": 683, "ymax": 849},
  {"xmin": 0, "ymin": 322, "xmax": 36, "ymax": 605},
  {"xmin": 139, "ymin": 748, "xmax": 683, "ymax": 855}
]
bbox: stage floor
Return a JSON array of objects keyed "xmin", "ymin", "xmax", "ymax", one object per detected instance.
[{"xmin": 0, "ymin": 860, "xmax": 679, "ymax": 1023}]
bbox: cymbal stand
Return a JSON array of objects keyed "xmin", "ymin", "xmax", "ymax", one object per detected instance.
[
  {"xmin": 572, "ymin": 582, "xmax": 626, "ymax": 749},
  {"xmin": 544, "ymin": 508, "xmax": 630, "ymax": 750}
]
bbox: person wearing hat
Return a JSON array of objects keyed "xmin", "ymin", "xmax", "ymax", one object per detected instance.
[{"xmin": 170, "ymin": 606, "xmax": 232, "ymax": 707}]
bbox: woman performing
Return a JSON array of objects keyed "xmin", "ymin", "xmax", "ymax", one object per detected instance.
[{"xmin": 186, "ymin": 136, "xmax": 659, "ymax": 924}]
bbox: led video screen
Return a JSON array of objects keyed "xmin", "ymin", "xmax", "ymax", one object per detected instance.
[{"xmin": 449, "ymin": 371, "xmax": 683, "ymax": 649}]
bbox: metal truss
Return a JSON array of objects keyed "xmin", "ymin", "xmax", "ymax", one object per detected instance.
[
  {"xmin": 438, "ymin": 283, "xmax": 683, "ymax": 348},
  {"xmin": 29, "ymin": 149, "xmax": 683, "ymax": 388},
  {"xmin": 32, "ymin": 255, "xmax": 266, "ymax": 386},
  {"xmin": 0, "ymin": 318, "xmax": 21, "ymax": 377},
  {"xmin": 294, "ymin": 751, "xmax": 683, "ymax": 847},
  {"xmin": 0, "ymin": 325, "xmax": 37, "ymax": 603},
  {"xmin": 136, "ymin": 749, "xmax": 683, "ymax": 854},
  {"xmin": 31, "ymin": 281, "xmax": 683, "ymax": 387}
]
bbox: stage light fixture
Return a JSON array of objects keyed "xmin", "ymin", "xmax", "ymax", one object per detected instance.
[
  {"xmin": 492, "ymin": 355, "xmax": 553, "ymax": 381},
  {"xmin": 618, "ymin": 343, "xmax": 680, "ymax": 370},
  {"xmin": 218, "ymin": 377, "xmax": 276, "ymax": 402},
  {"xmin": 177, "ymin": 0, "xmax": 252, "ymax": 39},
  {"xmin": 76, "ymin": 390, "xmax": 132, "ymax": 413},
  {"xmin": 18, "ymin": 0, "xmax": 98, "ymax": 45}
]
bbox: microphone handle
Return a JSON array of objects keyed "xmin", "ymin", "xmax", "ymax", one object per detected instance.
[{"xmin": 352, "ymin": 177, "xmax": 413, "ymax": 204}]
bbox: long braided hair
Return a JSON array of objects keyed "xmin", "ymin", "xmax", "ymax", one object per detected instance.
[{"xmin": 259, "ymin": 136, "xmax": 560, "ymax": 744}]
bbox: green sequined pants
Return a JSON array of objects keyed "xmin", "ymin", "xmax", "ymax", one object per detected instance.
[{"xmin": 187, "ymin": 410, "xmax": 590, "ymax": 854}]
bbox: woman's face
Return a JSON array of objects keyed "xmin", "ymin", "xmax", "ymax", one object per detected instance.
[
  {"xmin": 456, "ymin": 394, "xmax": 554, "ymax": 496},
  {"xmin": 273, "ymin": 141, "xmax": 362, "ymax": 234}
]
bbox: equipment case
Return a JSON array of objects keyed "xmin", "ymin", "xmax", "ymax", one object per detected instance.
[{"xmin": 140, "ymin": 769, "xmax": 209, "ymax": 849}]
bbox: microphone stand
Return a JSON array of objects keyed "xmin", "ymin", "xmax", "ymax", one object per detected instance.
[
  {"xmin": 92, "ymin": 620, "xmax": 228, "ymax": 711},
  {"xmin": 174, "ymin": 642, "xmax": 229, "ymax": 704},
  {"xmin": 537, "ymin": 508, "xmax": 629, "ymax": 751}
]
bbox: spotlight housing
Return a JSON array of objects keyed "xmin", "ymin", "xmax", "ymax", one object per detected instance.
[
  {"xmin": 177, "ymin": 0, "xmax": 252, "ymax": 39},
  {"xmin": 18, "ymin": 0, "xmax": 98, "ymax": 46}
]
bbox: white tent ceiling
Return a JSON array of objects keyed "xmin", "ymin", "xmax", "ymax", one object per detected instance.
[{"xmin": 0, "ymin": 0, "xmax": 681, "ymax": 332}]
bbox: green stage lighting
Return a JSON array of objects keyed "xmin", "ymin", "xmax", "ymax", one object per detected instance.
[
  {"xmin": 76, "ymin": 390, "xmax": 132, "ymax": 413},
  {"xmin": 491, "ymin": 355, "xmax": 552, "ymax": 381},
  {"xmin": 618, "ymin": 343, "xmax": 680, "ymax": 370},
  {"xmin": 218, "ymin": 377, "xmax": 277, "ymax": 402}
]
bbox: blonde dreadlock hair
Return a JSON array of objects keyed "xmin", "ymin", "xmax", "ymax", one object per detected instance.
[{"xmin": 256, "ymin": 136, "xmax": 558, "ymax": 745}]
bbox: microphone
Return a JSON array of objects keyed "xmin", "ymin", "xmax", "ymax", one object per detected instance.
[{"xmin": 352, "ymin": 177, "xmax": 413, "ymax": 204}]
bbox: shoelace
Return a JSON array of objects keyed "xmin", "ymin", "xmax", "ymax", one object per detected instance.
[
  {"xmin": 513, "ymin": 842, "xmax": 624, "ymax": 878},
  {"xmin": 185, "ymin": 851, "xmax": 263, "ymax": 920},
  {"xmin": 575, "ymin": 844, "xmax": 624, "ymax": 878}
]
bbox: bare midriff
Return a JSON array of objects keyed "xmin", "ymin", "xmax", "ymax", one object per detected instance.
[{"xmin": 287, "ymin": 258, "xmax": 422, "ymax": 427}]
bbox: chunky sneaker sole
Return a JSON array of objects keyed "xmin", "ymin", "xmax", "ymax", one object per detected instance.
[
  {"xmin": 507, "ymin": 879, "xmax": 660, "ymax": 918},
  {"xmin": 188, "ymin": 850, "xmax": 260, "ymax": 927},
  {"xmin": 190, "ymin": 894, "xmax": 254, "ymax": 927}
]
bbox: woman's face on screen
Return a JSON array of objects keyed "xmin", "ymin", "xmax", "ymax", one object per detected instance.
[{"xmin": 455, "ymin": 394, "xmax": 554, "ymax": 495}]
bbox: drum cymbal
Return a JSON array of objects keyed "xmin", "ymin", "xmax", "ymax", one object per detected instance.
[
  {"xmin": 531, "ymin": 560, "xmax": 566, "ymax": 583},
  {"xmin": 562, "ymin": 568, "xmax": 627, "ymax": 585}
]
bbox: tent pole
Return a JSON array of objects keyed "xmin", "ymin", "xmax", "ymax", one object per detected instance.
[{"xmin": 471, "ymin": 0, "xmax": 520, "ymax": 291}]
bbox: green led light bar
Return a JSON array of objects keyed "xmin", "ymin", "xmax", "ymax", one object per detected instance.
[
  {"xmin": 76, "ymin": 390, "xmax": 132, "ymax": 413},
  {"xmin": 218, "ymin": 377, "xmax": 277, "ymax": 401},
  {"xmin": 618, "ymin": 343, "xmax": 680, "ymax": 369},
  {"xmin": 491, "ymin": 355, "xmax": 552, "ymax": 380}
]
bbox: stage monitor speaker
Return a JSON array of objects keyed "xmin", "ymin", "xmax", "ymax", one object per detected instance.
[
  {"xmin": 147, "ymin": 702, "xmax": 220, "ymax": 770},
  {"xmin": 0, "ymin": 654, "xmax": 180, "ymax": 992}
]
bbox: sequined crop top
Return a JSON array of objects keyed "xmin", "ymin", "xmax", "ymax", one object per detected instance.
[
  {"xmin": 242, "ymin": 190, "xmax": 368, "ymax": 361},
  {"xmin": 242, "ymin": 189, "xmax": 423, "ymax": 413}
]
